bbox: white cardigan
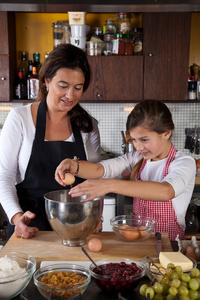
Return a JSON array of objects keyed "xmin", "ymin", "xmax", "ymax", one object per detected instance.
[{"xmin": 0, "ymin": 104, "xmax": 101, "ymax": 223}]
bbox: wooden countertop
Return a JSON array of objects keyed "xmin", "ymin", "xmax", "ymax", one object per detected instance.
[{"xmin": 2, "ymin": 231, "xmax": 172, "ymax": 268}]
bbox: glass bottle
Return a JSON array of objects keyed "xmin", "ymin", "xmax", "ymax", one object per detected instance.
[
  {"xmin": 197, "ymin": 72, "xmax": 200, "ymax": 100},
  {"xmin": 27, "ymin": 66, "xmax": 39, "ymax": 100},
  {"xmin": 33, "ymin": 53, "xmax": 41, "ymax": 75},
  {"xmin": 103, "ymin": 34, "xmax": 114, "ymax": 55},
  {"xmin": 18, "ymin": 51, "xmax": 29, "ymax": 80},
  {"xmin": 115, "ymin": 13, "xmax": 132, "ymax": 34},
  {"xmin": 103, "ymin": 19, "xmax": 116, "ymax": 35},
  {"xmin": 188, "ymin": 81, "xmax": 197, "ymax": 100},
  {"xmin": 133, "ymin": 28, "xmax": 143, "ymax": 55},
  {"xmin": 15, "ymin": 69, "xmax": 26, "ymax": 99}
]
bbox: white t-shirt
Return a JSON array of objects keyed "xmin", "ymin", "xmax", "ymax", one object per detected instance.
[
  {"xmin": 100, "ymin": 150, "xmax": 196, "ymax": 229},
  {"xmin": 0, "ymin": 104, "xmax": 101, "ymax": 223}
]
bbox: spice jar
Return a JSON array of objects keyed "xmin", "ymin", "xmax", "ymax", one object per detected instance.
[
  {"xmin": 103, "ymin": 19, "xmax": 116, "ymax": 35},
  {"xmin": 103, "ymin": 34, "xmax": 114, "ymax": 55},
  {"xmin": 125, "ymin": 34, "xmax": 133, "ymax": 55},
  {"xmin": 52, "ymin": 21, "xmax": 64, "ymax": 48},
  {"xmin": 112, "ymin": 34, "xmax": 126, "ymax": 55},
  {"xmin": 116, "ymin": 13, "xmax": 132, "ymax": 34},
  {"xmin": 133, "ymin": 28, "xmax": 143, "ymax": 55}
]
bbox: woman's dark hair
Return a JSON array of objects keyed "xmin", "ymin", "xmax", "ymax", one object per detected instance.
[
  {"xmin": 126, "ymin": 99, "xmax": 174, "ymax": 134},
  {"xmin": 37, "ymin": 44, "xmax": 93, "ymax": 133}
]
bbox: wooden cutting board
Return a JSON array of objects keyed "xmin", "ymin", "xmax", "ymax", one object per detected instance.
[{"xmin": 2, "ymin": 231, "xmax": 172, "ymax": 268}]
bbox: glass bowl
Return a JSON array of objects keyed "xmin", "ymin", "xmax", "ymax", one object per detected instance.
[
  {"xmin": 142, "ymin": 253, "xmax": 197, "ymax": 282},
  {"xmin": 110, "ymin": 215, "xmax": 156, "ymax": 242},
  {"xmin": 89, "ymin": 258, "xmax": 145, "ymax": 293},
  {"xmin": 33, "ymin": 263, "xmax": 91, "ymax": 299},
  {"xmin": 0, "ymin": 251, "xmax": 36, "ymax": 300}
]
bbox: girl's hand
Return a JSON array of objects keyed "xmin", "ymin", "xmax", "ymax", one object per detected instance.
[
  {"xmin": 55, "ymin": 159, "xmax": 77, "ymax": 186},
  {"xmin": 68, "ymin": 179, "xmax": 112, "ymax": 201},
  {"xmin": 14, "ymin": 211, "xmax": 38, "ymax": 239}
]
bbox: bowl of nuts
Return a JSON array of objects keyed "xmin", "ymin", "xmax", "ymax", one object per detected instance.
[
  {"xmin": 33, "ymin": 263, "xmax": 91, "ymax": 299},
  {"xmin": 89, "ymin": 258, "xmax": 145, "ymax": 293}
]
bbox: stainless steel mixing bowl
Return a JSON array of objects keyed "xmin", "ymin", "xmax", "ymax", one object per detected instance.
[{"xmin": 44, "ymin": 190, "xmax": 104, "ymax": 247}]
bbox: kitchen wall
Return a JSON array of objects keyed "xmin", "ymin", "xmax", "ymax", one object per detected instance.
[{"xmin": 0, "ymin": 102, "xmax": 199, "ymax": 158}]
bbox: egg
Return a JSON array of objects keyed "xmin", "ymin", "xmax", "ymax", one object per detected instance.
[
  {"xmin": 138, "ymin": 226, "xmax": 148, "ymax": 238},
  {"xmin": 88, "ymin": 238, "xmax": 102, "ymax": 252},
  {"xmin": 118, "ymin": 224, "xmax": 130, "ymax": 234},
  {"xmin": 185, "ymin": 246, "xmax": 195, "ymax": 254},
  {"xmin": 62, "ymin": 173, "xmax": 75, "ymax": 185},
  {"xmin": 122, "ymin": 226, "xmax": 140, "ymax": 241}
]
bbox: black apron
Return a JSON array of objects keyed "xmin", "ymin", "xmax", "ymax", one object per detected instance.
[{"xmin": 7, "ymin": 97, "xmax": 87, "ymax": 239}]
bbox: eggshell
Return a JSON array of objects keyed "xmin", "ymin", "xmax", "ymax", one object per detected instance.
[
  {"xmin": 138, "ymin": 226, "xmax": 148, "ymax": 238},
  {"xmin": 88, "ymin": 238, "xmax": 102, "ymax": 252},
  {"xmin": 122, "ymin": 226, "xmax": 140, "ymax": 241},
  {"xmin": 62, "ymin": 173, "xmax": 75, "ymax": 185},
  {"xmin": 118, "ymin": 224, "xmax": 130, "ymax": 234}
]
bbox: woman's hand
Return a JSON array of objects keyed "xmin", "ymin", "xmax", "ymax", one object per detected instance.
[
  {"xmin": 14, "ymin": 211, "xmax": 39, "ymax": 239},
  {"xmin": 68, "ymin": 179, "xmax": 112, "ymax": 201},
  {"xmin": 55, "ymin": 159, "xmax": 77, "ymax": 186}
]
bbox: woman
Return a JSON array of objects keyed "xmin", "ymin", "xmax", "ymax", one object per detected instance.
[
  {"xmin": 55, "ymin": 100, "xmax": 196, "ymax": 241},
  {"xmin": 0, "ymin": 44, "xmax": 101, "ymax": 239}
]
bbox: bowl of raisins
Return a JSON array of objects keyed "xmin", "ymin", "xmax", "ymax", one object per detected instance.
[{"xmin": 89, "ymin": 258, "xmax": 145, "ymax": 293}]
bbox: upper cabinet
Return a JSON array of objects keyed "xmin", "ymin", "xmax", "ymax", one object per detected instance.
[
  {"xmin": 0, "ymin": 9, "xmax": 194, "ymax": 102},
  {"xmin": 82, "ymin": 12, "xmax": 191, "ymax": 102},
  {"xmin": 143, "ymin": 12, "xmax": 191, "ymax": 101},
  {"xmin": 0, "ymin": 12, "xmax": 16, "ymax": 102},
  {"xmin": 81, "ymin": 56, "xmax": 143, "ymax": 102}
]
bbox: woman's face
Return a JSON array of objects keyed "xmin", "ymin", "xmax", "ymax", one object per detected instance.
[
  {"xmin": 45, "ymin": 67, "xmax": 85, "ymax": 112},
  {"xmin": 129, "ymin": 126, "xmax": 172, "ymax": 161}
]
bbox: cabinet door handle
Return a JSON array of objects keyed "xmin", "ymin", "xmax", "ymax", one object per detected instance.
[
  {"xmin": 148, "ymin": 53, "xmax": 153, "ymax": 57},
  {"xmin": 97, "ymin": 93, "xmax": 101, "ymax": 98},
  {"xmin": 1, "ymin": 77, "xmax": 6, "ymax": 80}
]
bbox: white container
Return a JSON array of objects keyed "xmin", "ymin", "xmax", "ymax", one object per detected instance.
[
  {"xmin": 102, "ymin": 195, "xmax": 116, "ymax": 232},
  {"xmin": 68, "ymin": 12, "xmax": 87, "ymax": 25},
  {"xmin": 70, "ymin": 37, "xmax": 86, "ymax": 50},
  {"xmin": 70, "ymin": 24, "xmax": 90, "ymax": 38}
]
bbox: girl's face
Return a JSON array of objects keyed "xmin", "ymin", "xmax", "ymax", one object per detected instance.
[
  {"xmin": 45, "ymin": 68, "xmax": 85, "ymax": 112},
  {"xmin": 129, "ymin": 126, "xmax": 172, "ymax": 161}
]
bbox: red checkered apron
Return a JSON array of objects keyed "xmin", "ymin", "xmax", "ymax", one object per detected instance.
[{"xmin": 132, "ymin": 144, "xmax": 185, "ymax": 241}]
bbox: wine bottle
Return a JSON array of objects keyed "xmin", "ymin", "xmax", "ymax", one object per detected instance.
[{"xmin": 27, "ymin": 66, "xmax": 39, "ymax": 100}]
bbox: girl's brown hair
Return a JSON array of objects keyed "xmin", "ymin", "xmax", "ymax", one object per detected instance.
[
  {"xmin": 36, "ymin": 44, "xmax": 94, "ymax": 133},
  {"xmin": 126, "ymin": 99, "xmax": 174, "ymax": 134}
]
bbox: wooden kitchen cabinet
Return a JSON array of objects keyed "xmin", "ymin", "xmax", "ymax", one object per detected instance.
[
  {"xmin": 143, "ymin": 12, "xmax": 191, "ymax": 101},
  {"xmin": 0, "ymin": 12, "xmax": 16, "ymax": 102},
  {"xmin": 0, "ymin": 10, "xmax": 193, "ymax": 102},
  {"xmin": 81, "ymin": 55, "xmax": 143, "ymax": 102}
]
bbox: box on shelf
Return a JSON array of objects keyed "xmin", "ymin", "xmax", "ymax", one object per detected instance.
[{"xmin": 68, "ymin": 12, "xmax": 87, "ymax": 25}]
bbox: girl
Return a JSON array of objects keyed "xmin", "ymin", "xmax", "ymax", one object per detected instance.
[{"xmin": 55, "ymin": 99, "xmax": 196, "ymax": 241}]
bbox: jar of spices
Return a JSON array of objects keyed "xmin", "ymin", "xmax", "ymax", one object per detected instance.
[
  {"xmin": 103, "ymin": 34, "xmax": 114, "ymax": 55},
  {"xmin": 115, "ymin": 13, "xmax": 132, "ymax": 34},
  {"xmin": 103, "ymin": 19, "xmax": 116, "ymax": 35},
  {"xmin": 112, "ymin": 33, "xmax": 126, "ymax": 55},
  {"xmin": 125, "ymin": 34, "xmax": 133, "ymax": 55},
  {"xmin": 52, "ymin": 21, "xmax": 65, "ymax": 48},
  {"xmin": 133, "ymin": 28, "xmax": 143, "ymax": 55}
]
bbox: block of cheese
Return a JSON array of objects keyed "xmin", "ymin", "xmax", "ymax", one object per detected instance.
[{"xmin": 159, "ymin": 252, "xmax": 193, "ymax": 271}]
